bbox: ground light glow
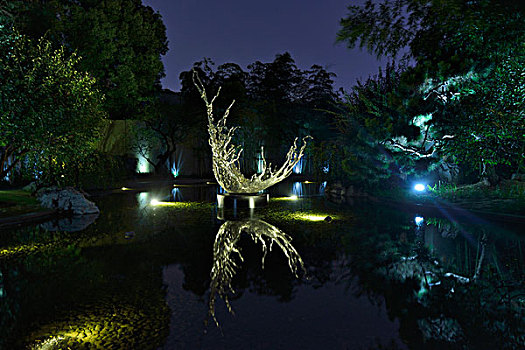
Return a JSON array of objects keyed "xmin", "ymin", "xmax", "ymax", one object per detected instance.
[
  {"xmin": 414, "ymin": 183, "xmax": 426, "ymax": 192},
  {"xmin": 271, "ymin": 196, "xmax": 300, "ymax": 201},
  {"xmin": 296, "ymin": 214, "xmax": 335, "ymax": 222},
  {"xmin": 149, "ymin": 199, "xmax": 187, "ymax": 207}
]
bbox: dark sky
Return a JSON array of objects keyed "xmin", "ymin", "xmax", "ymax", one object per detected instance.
[{"xmin": 142, "ymin": 0, "xmax": 385, "ymax": 92}]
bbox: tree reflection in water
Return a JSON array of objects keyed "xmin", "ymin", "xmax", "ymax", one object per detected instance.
[{"xmin": 208, "ymin": 219, "xmax": 305, "ymax": 327}]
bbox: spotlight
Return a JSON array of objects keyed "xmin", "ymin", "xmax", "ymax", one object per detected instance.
[
  {"xmin": 414, "ymin": 183, "xmax": 426, "ymax": 192},
  {"xmin": 415, "ymin": 216, "xmax": 424, "ymax": 226},
  {"xmin": 150, "ymin": 199, "xmax": 159, "ymax": 206}
]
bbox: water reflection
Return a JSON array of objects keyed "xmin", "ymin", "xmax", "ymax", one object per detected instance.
[
  {"xmin": 40, "ymin": 213, "xmax": 99, "ymax": 232},
  {"xmin": 0, "ymin": 188, "xmax": 523, "ymax": 348},
  {"xmin": 208, "ymin": 219, "xmax": 305, "ymax": 326}
]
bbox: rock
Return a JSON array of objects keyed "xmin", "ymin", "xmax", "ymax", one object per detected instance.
[
  {"xmin": 37, "ymin": 187, "xmax": 99, "ymax": 215},
  {"xmin": 22, "ymin": 182, "xmax": 38, "ymax": 193}
]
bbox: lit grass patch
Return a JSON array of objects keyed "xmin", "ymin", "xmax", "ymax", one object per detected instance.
[
  {"xmin": 0, "ymin": 190, "xmax": 39, "ymax": 205},
  {"xmin": 0, "ymin": 190, "xmax": 45, "ymax": 218},
  {"xmin": 149, "ymin": 200, "xmax": 210, "ymax": 208}
]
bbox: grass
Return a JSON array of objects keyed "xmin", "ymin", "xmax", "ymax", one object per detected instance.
[
  {"xmin": 0, "ymin": 190, "xmax": 47, "ymax": 219},
  {"xmin": 428, "ymin": 180, "xmax": 525, "ymax": 201},
  {"xmin": 423, "ymin": 180, "xmax": 525, "ymax": 215}
]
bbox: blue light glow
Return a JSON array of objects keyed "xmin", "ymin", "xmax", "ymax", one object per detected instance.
[
  {"xmin": 414, "ymin": 183, "xmax": 426, "ymax": 192},
  {"xmin": 292, "ymin": 181, "xmax": 303, "ymax": 197},
  {"xmin": 415, "ymin": 216, "xmax": 424, "ymax": 226},
  {"xmin": 170, "ymin": 150, "xmax": 184, "ymax": 178},
  {"xmin": 293, "ymin": 158, "xmax": 304, "ymax": 174},
  {"xmin": 322, "ymin": 162, "xmax": 329, "ymax": 174}
]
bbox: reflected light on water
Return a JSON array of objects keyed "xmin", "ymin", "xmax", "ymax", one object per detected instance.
[{"xmin": 292, "ymin": 181, "xmax": 303, "ymax": 197}]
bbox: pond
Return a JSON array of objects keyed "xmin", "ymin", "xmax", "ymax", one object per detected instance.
[{"xmin": 0, "ymin": 181, "xmax": 523, "ymax": 349}]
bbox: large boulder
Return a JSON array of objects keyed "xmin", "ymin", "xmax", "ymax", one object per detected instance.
[{"xmin": 37, "ymin": 187, "xmax": 99, "ymax": 215}]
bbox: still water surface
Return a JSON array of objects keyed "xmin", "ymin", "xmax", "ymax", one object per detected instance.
[{"xmin": 0, "ymin": 182, "xmax": 523, "ymax": 349}]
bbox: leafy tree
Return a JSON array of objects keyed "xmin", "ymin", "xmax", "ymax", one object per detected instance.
[
  {"xmin": 429, "ymin": 57, "xmax": 525, "ymax": 179},
  {"xmin": 337, "ymin": 0, "xmax": 525, "ymax": 183},
  {"xmin": 0, "ymin": 23, "xmax": 105, "ymax": 184},
  {"xmin": 12, "ymin": 0, "xmax": 168, "ymax": 119},
  {"xmin": 334, "ymin": 64, "xmax": 419, "ymax": 186},
  {"xmin": 134, "ymin": 90, "xmax": 190, "ymax": 176}
]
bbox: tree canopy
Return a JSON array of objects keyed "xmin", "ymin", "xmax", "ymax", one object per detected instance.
[
  {"xmin": 336, "ymin": 0, "xmax": 525, "ymax": 183},
  {"xmin": 0, "ymin": 21, "xmax": 106, "ymax": 183},
  {"xmin": 176, "ymin": 54, "xmax": 339, "ymax": 176},
  {"xmin": 11, "ymin": 0, "xmax": 168, "ymax": 119}
]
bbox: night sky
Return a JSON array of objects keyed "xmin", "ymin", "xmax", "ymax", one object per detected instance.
[{"xmin": 142, "ymin": 0, "xmax": 385, "ymax": 92}]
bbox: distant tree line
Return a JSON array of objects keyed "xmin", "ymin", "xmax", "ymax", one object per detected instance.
[{"xmin": 168, "ymin": 53, "xmax": 339, "ymax": 178}]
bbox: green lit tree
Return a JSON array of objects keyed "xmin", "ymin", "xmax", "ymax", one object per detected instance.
[
  {"xmin": 337, "ymin": 0, "xmax": 525, "ymax": 183},
  {"xmin": 12, "ymin": 0, "xmax": 168, "ymax": 119},
  {"xmin": 0, "ymin": 23, "xmax": 105, "ymax": 184}
]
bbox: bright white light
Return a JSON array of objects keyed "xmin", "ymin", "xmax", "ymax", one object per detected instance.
[
  {"xmin": 414, "ymin": 184, "xmax": 426, "ymax": 192},
  {"xmin": 150, "ymin": 199, "xmax": 159, "ymax": 206},
  {"xmin": 289, "ymin": 195, "xmax": 298, "ymax": 200},
  {"xmin": 302, "ymin": 215, "xmax": 328, "ymax": 221},
  {"xmin": 415, "ymin": 216, "xmax": 424, "ymax": 225}
]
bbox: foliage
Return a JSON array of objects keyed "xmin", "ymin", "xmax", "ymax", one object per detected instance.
[
  {"xmin": 0, "ymin": 23, "xmax": 106, "ymax": 185},
  {"xmin": 133, "ymin": 94, "xmax": 190, "ymax": 176},
  {"xmin": 432, "ymin": 57, "xmax": 525, "ymax": 171},
  {"xmin": 178, "ymin": 53, "xmax": 339, "ymax": 177},
  {"xmin": 336, "ymin": 0, "xmax": 525, "ymax": 184},
  {"xmin": 333, "ymin": 63, "xmax": 423, "ymax": 187},
  {"xmin": 11, "ymin": 0, "xmax": 168, "ymax": 119}
]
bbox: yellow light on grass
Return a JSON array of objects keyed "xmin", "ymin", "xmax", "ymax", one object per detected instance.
[
  {"xmin": 302, "ymin": 214, "xmax": 327, "ymax": 221},
  {"xmin": 150, "ymin": 199, "xmax": 182, "ymax": 206},
  {"xmin": 271, "ymin": 196, "xmax": 299, "ymax": 201}
]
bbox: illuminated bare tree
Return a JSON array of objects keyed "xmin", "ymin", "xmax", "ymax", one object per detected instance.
[
  {"xmin": 193, "ymin": 71, "xmax": 311, "ymax": 193},
  {"xmin": 207, "ymin": 219, "xmax": 305, "ymax": 327}
]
